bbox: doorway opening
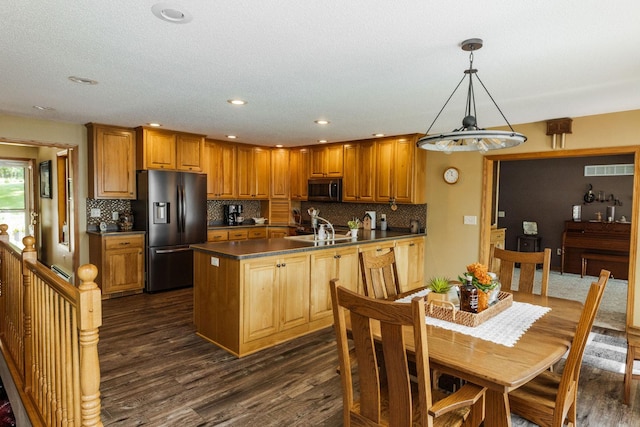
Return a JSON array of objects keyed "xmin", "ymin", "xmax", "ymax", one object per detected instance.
[{"xmin": 0, "ymin": 158, "xmax": 35, "ymax": 247}]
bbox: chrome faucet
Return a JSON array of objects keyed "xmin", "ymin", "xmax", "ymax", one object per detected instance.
[{"xmin": 307, "ymin": 208, "xmax": 335, "ymax": 240}]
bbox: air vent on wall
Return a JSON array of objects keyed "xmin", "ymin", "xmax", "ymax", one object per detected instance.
[{"xmin": 584, "ymin": 164, "xmax": 634, "ymax": 177}]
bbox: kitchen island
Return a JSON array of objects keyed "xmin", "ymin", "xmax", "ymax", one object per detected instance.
[{"xmin": 191, "ymin": 230, "xmax": 424, "ymax": 357}]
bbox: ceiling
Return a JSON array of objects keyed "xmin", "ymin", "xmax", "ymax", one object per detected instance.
[{"xmin": 2, "ymin": 1, "xmax": 640, "ymax": 147}]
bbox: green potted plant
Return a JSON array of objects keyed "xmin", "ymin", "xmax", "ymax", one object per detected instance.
[
  {"xmin": 347, "ymin": 218, "xmax": 361, "ymax": 239},
  {"xmin": 427, "ymin": 276, "xmax": 452, "ymax": 303}
]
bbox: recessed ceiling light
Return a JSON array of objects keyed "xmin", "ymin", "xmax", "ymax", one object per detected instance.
[
  {"xmin": 314, "ymin": 120, "xmax": 330, "ymax": 125},
  {"xmin": 147, "ymin": 122, "xmax": 162, "ymax": 127},
  {"xmin": 32, "ymin": 105, "xmax": 55, "ymax": 111},
  {"xmin": 151, "ymin": 3, "xmax": 193, "ymax": 24},
  {"xmin": 275, "ymin": 144, "xmax": 283, "ymax": 148},
  {"xmin": 226, "ymin": 135, "xmax": 237, "ymax": 139},
  {"xmin": 227, "ymin": 99, "xmax": 247, "ymax": 106},
  {"xmin": 68, "ymin": 76, "xmax": 98, "ymax": 85},
  {"xmin": 317, "ymin": 139, "xmax": 328, "ymax": 144},
  {"xmin": 373, "ymin": 133, "xmax": 385, "ymax": 137}
]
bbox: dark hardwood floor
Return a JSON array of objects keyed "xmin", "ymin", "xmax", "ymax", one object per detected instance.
[{"xmin": 99, "ymin": 287, "xmax": 639, "ymax": 426}]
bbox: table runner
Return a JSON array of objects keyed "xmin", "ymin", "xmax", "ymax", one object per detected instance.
[{"xmin": 396, "ymin": 289, "xmax": 551, "ymax": 347}]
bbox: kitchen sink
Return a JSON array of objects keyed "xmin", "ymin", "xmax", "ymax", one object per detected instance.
[{"xmin": 285, "ymin": 234, "xmax": 353, "ymax": 243}]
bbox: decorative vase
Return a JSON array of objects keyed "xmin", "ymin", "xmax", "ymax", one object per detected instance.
[
  {"xmin": 427, "ymin": 292, "xmax": 449, "ymax": 304},
  {"xmin": 349, "ymin": 228, "xmax": 358, "ymax": 239}
]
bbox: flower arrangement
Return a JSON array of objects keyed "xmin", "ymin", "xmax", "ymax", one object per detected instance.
[{"xmin": 459, "ymin": 263, "xmax": 498, "ymax": 292}]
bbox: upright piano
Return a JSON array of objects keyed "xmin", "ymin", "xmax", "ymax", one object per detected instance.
[{"xmin": 561, "ymin": 220, "xmax": 630, "ymax": 279}]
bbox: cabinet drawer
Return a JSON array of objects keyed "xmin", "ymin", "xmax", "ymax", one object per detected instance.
[
  {"xmin": 248, "ymin": 228, "xmax": 268, "ymax": 239},
  {"xmin": 207, "ymin": 230, "xmax": 228, "ymax": 241},
  {"xmin": 228, "ymin": 229, "xmax": 249, "ymax": 241},
  {"xmin": 104, "ymin": 234, "xmax": 143, "ymax": 250}
]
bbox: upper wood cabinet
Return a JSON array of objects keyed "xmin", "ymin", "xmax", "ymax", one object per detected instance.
[
  {"xmin": 86, "ymin": 123, "xmax": 136, "ymax": 199},
  {"xmin": 375, "ymin": 135, "xmax": 426, "ymax": 204},
  {"xmin": 135, "ymin": 127, "xmax": 204, "ymax": 172},
  {"xmin": 343, "ymin": 141, "xmax": 376, "ymax": 202},
  {"xmin": 237, "ymin": 145, "xmax": 270, "ymax": 199},
  {"xmin": 203, "ymin": 139, "xmax": 237, "ymax": 199},
  {"xmin": 270, "ymin": 148, "xmax": 290, "ymax": 199},
  {"xmin": 309, "ymin": 144, "xmax": 343, "ymax": 177},
  {"xmin": 289, "ymin": 148, "xmax": 310, "ymax": 200}
]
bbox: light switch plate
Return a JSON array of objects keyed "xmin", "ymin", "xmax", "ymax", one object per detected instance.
[
  {"xmin": 90, "ymin": 208, "xmax": 101, "ymax": 217},
  {"xmin": 463, "ymin": 215, "xmax": 477, "ymax": 225},
  {"xmin": 112, "ymin": 211, "xmax": 119, "ymax": 220}
]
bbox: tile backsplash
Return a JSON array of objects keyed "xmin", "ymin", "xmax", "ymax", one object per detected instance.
[{"xmin": 86, "ymin": 198, "xmax": 427, "ymax": 232}]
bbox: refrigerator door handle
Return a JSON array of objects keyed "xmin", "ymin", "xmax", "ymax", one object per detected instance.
[
  {"xmin": 155, "ymin": 247, "xmax": 192, "ymax": 254},
  {"xmin": 180, "ymin": 184, "xmax": 186, "ymax": 232},
  {"xmin": 177, "ymin": 184, "xmax": 184, "ymax": 233}
]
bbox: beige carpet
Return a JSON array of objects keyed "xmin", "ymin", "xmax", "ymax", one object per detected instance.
[{"xmin": 512, "ymin": 269, "xmax": 627, "ymax": 331}]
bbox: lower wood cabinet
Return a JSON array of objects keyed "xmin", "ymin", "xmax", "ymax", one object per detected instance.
[
  {"xmin": 309, "ymin": 246, "xmax": 359, "ymax": 321},
  {"xmin": 394, "ymin": 236, "xmax": 425, "ymax": 292},
  {"xmin": 89, "ymin": 232, "xmax": 145, "ymax": 298},
  {"xmin": 242, "ymin": 254, "xmax": 310, "ymax": 342}
]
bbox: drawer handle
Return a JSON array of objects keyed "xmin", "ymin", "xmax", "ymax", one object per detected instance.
[
  {"xmin": 119, "ymin": 242, "xmax": 131, "ymax": 246},
  {"xmin": 376, "ymin": 248, "xmax": 383, "ymax": 252}
]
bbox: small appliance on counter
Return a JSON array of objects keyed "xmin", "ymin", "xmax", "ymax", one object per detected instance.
[{"xmin": 224, "ymin": 204, "xmax": 244, "ymax": 225}]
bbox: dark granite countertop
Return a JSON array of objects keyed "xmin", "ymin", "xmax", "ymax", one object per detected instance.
[{"xmin": 191, "ymin": 230, "xmax": 424, "ymax": 260}]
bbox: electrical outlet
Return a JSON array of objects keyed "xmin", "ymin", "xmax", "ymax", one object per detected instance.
[
  {"xmin": 557, "ymin": 248, "xmax": 562, "ymax": 256},
  {"xmin": 463, "ymin": 215, "xmax": 477, "ymax": 225},
  {"xmin": 112, "ymin": 211, "xmax": 119, "ymax": 220},
  {"xmin": 210, "ymin": 256, "xmax": 219, "ymax": 266},
  {"xmin": 498, "ymin": 211, "xmax": 505, "ymax": 217},
  {"xmin": 90, "ymin": 208, "xmax": 101, "ymax": 218}
]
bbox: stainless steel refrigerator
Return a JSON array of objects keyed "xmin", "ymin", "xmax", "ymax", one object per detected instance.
[{"xmin": 132, "ymin": 170, "xmax": 207, "ymax": 292}]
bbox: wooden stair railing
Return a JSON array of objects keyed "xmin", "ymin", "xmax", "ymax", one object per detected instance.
[{"xmin": 0, "ymin": 224, "xmax": 103, "ymax": 426}]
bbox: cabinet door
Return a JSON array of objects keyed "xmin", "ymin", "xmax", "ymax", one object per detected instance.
[
  {"xmin": 176, "ymin": 133, "xmax": 204, "ymax": 172},
  {"xmin": 334, "ymin": 247, "xmax": 359, "ymax": 293},
  {"xmin": 342, "ymin": 144, "xmax": 359, "ymax": 201},
  {"xmin": 325, "ymin": 144, "xmax": 344, "ymax": 177},
  {"xmin": 375, "ymin": 139, "xmax": 394, "ymax": 202},
  {"xmin": 289, "ymin": 148, "xmax": 309, "ymax": 200},
  {"xmin": 393, "ymin": 138, "xmax": 414, "ymax": 203},
  {"xmin": 270, "ymin": 148, "xmax": 290, "ymax": 199},
  {"xmin": 309, "ymin": 146, "xmax": 327, "ymax": 177},
  {"xmin": 309, "ymin": 250, "xmax": 337, "ymax": 320},
  {"xmin": 144, "ymin": 130, "xmax": 176, "ymax": 170},
  {"xmin": 237, "ymin": 145, "xmax": 253, "ymax": 198},
  {"xmin": 207, "ymin": 229, "xmax": 228, "ymax": 241},
  {"xmin": 279, "ymin": 254, "xmax": 310, "ymax": 330},
  {"xmin": 395, "ymin": 237, "xmax": 425, "ymax": 292},
  {"xmin": 269, "ymin": 227, "xmax": 290, "ymax": 238},
  {"xmin": 205, "ymin": 140, "xmax": 237, "ymax": 199},
  {"xmin": 253, "ymin": 147, "xmax": 271, "ymax": 199},
  {"xmin": 243, "ymin": 259, "xmax": 279, "ymax": 342},
  {"xmin": 103, "ymin": 236, "xmax": 144, "ymax": 294},
  {"xmin": 87, "ymin": 124, "xmax": 136, "ymax": 199}
]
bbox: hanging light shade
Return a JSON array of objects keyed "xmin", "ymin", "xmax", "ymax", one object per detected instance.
[{"xmin": 417, "ymin": 38, "xmax": 526, "ymax": 153}]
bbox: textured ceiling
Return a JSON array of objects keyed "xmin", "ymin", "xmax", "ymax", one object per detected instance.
[{"xmin": 2, "ymin": 1, "xmax": 640, "ymax": 147}]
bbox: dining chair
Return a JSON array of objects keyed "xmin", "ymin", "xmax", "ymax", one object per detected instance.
[
  {"xmin": 359, "ymin": 247, "xmax": 402, "ymax": 299},
  {"xmin": 492, "ymin": 247, "xmax": 551, "ymax": 295},
  {"xmin": 507, "ymin": 269, "xmax": 610, "ymax": 427},
  {"xmin": 330, "ymin": 278, "xmax": 486, "ymax": 427}
]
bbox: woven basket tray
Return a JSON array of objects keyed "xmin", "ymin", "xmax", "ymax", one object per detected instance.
[{"xmin": 426, "ymin": 291, "xmax": 513, "ymax": 327}]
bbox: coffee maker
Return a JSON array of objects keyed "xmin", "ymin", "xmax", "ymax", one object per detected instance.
[{"xmin": 224, "ymin": 204, "xmax": 243, "ymax": 225}]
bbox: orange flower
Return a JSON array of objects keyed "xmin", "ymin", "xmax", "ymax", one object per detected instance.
[{"xmin": 465, "ymin": 263, "xmax": 493, "ymax": 286}]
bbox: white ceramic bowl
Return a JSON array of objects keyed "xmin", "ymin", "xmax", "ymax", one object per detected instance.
[{"xmin": 253, "ymin": 217, "xmax": 266, "ymax": 224}]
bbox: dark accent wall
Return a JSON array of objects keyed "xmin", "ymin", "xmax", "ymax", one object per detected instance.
[{"xmin": 497, "ymin": 154, "xmax": 634, "ymax": 269}]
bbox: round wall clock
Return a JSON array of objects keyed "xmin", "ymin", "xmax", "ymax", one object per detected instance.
[{"xmin": 443, "ymin": 167, "xmax": 459, "ymax": 184}]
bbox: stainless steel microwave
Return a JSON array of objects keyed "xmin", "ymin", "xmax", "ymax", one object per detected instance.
[{"xmin": 308, "ymin": 178, "xmax": 342, "ymax": 202}]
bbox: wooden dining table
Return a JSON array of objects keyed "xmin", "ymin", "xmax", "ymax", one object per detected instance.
[{"xmin": 381, "ymin": 290, "xmax": 584, "ymax": 427}]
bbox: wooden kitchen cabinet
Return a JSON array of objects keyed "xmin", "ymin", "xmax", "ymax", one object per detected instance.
[
  {"xmin": 228, "ymin": 229, "xmax": 249, "ymax": 241},
  {"xmin": 89, "ymin": 232, "xmax": 145, "ymax": 298},
  {"xmin": 270, "ymin": 148, "xmax": 290, "ymax": 199},
  {"xmin": 375, "ymin": 135, "xmax": 427, "ymax": 204},
  {"xmin": 86, "ymin": 123, "xmax": 136, "ymax": 199},
  {"xmin": 309, "ymin": 246, "xmax": 359, "ymax": 321},
  {"xmin": 136, "ymin": 127, "xmax": 204, "ymax": 172},
  {"xmin": 207, "ymin": 229, "xmax": 228, "ymax": 242},
  {"xmin": 309, "ymin": 144, "xmax": 343, "ymax": 177},
  {"xmin": 343, "ymin": 140, "xmax": 376, "ymax": 202},
  {"xmin": 289, "ymin": 147, "xmax": 310, "ymax": 200},
  {"xmin": 242, "ymin": 254, "xmax": 310, "ymax": 341},
  {"xmin": 394, "ymin": 236, "xmax": 425, "ymax": 292},
  {"xmin": 203, "ymin": 139, "xmax": 237, "ymax": 199},
  {"xmin": 268, "ymin": 227, "xmax": 290, "ymax": 238},
  {"xmin": 248, "ymin": 228, "xmax": 268, "ymax": 239},
  {"xmin": 237, "ymin": 145, "xmax": 270, "ymax": 199}
]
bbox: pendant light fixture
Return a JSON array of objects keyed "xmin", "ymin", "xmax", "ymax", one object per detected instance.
[{"xmin": 417, "ymin": 38, "xmax": 526, "ymax": 153}]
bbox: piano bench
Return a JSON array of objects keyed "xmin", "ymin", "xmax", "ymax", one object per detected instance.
[{"xmin": 580, "ymin": 253, "xmax": 629, "ymax": 278}]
